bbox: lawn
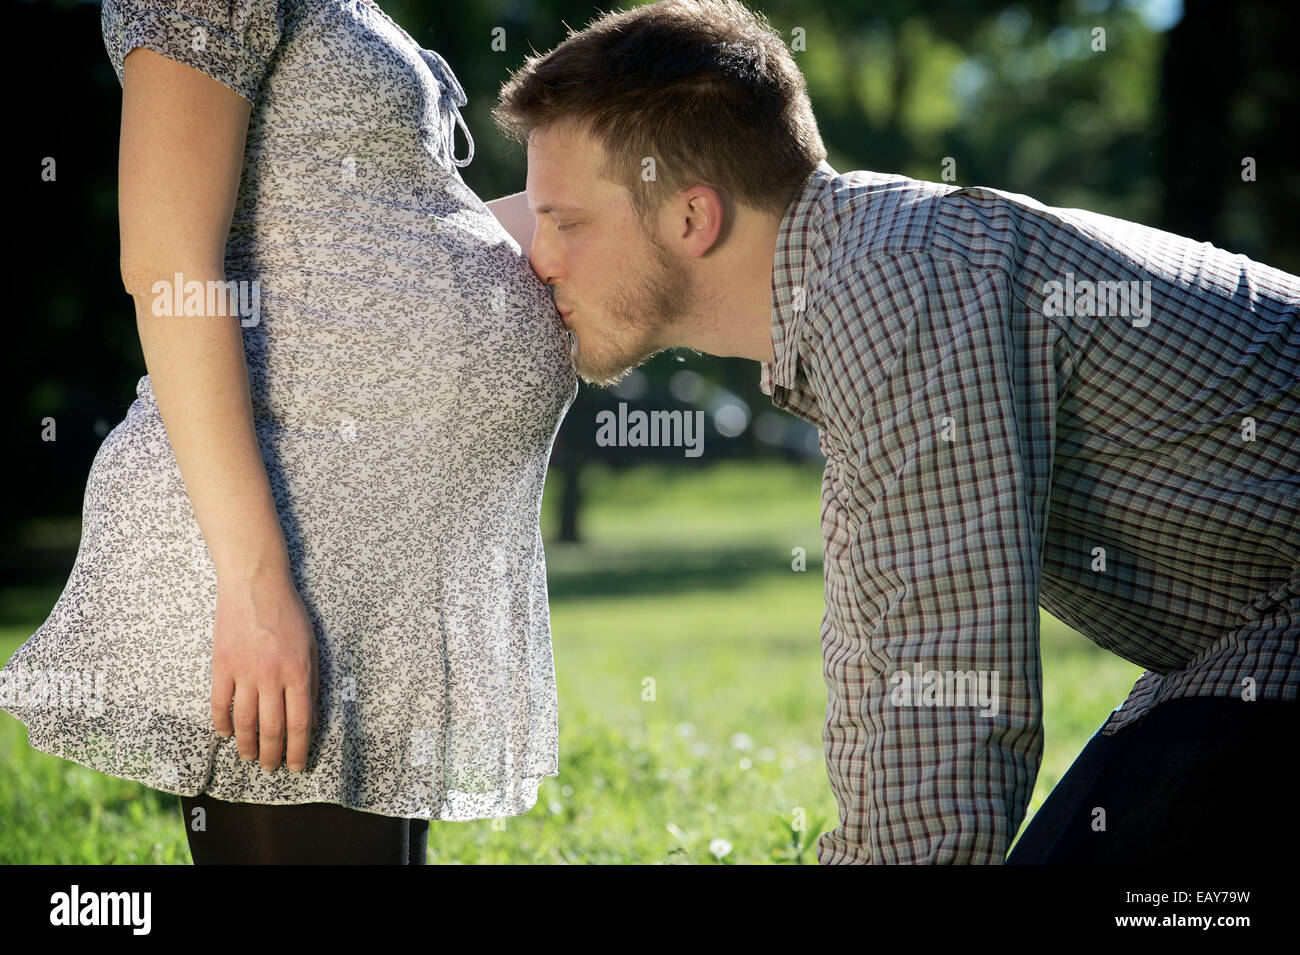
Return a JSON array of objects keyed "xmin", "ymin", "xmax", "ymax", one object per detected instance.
[{"xmin": 0, "ymin": 459, "xmax": 1143, "ymax": 863}]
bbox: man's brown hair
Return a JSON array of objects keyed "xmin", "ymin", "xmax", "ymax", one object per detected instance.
[{"xmin": 493, "ymin": 0, "xmax": 827, "ymax": 223}]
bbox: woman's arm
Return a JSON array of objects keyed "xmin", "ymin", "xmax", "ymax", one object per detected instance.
[
  {"xmin": 118, "ymin": 47, "xmax": 317, "ymax": 773},
  {"xmin": 119, "ymin": 48, "xmax": 283, "ymax": 580},
  {"xmin": 486, "ymin": 191, "xmax": 535, "ymax": 256}
]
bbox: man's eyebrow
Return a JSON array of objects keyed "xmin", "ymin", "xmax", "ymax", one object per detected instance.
[{"xmin": 531, "ymin": 202, "xmax": 583, "ymax": 215}]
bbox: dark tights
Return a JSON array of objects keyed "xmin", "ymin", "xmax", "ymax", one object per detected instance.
[{"xmin": 179, "ymin": 792, "xmax": 430, "ymax": 864}]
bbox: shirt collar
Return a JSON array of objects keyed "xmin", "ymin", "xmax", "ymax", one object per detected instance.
[{"xmin": 761, "ymin": 159, "xmax": 839, "ymax": 397}]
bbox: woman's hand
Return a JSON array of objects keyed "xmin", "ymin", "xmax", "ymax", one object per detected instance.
[{"xmin": 211, "ymin": 569, "xmax": 320, "ymax": 773}]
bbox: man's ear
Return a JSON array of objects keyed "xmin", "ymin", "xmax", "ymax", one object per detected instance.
[{"xmin": 674, "ymin": 185, "xmax": 726, "ymax": 258}]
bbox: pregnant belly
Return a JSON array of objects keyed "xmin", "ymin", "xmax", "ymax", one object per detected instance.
[{"xmin": 228, "ymin": 229, "xmax": 575, "ymax": 446}]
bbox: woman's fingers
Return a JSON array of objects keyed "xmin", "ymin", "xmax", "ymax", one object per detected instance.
[
  {"xmin": 217, "ymin": 672, "xmax": 308, "ymax": 771},
  {"xmin": 211, "ymin": 667, "xmax": 235, "ymax": 739},
  {"xmin": 232, "ymin": 681, "xmax": 260, "ymax": 762},
  {"xmin": 258, "ymin": 684, "xmax": 286, "ymax": 772},
  {"xmin": 284, "ymin": 680, "xmax": 311, "ymax": 772}
]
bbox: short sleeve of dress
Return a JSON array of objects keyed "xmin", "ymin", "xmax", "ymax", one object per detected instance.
[{"xmin": 101, "ymin": 0, "xmax": 285, "ymax": 105}]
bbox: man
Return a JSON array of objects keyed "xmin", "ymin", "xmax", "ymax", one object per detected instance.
[{"xmin": 487, "ymin": 0, "xmax": 1299, "ymax": 864}]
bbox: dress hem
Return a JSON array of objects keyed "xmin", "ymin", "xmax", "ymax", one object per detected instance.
[{"xmin": 2, "ymin": 704, "xmax": 558, "ymax": 823}]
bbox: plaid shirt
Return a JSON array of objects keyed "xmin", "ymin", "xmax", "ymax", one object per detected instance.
[{"xmin": 760, "ymin": 159, "xmax": 1300, "ymax": 864}]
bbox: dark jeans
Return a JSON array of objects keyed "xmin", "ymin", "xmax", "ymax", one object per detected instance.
[
  {"xmin": 179, "ymin": 792, "xmax": 430, "ymax": 864},
  {"xmin": 1006, "ymin": 696, "xmax": 1296, "ymax": 864}
]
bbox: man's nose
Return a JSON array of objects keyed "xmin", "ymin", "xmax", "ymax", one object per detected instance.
[{"xmin": 528, "ymin": 227, "xmax": 564, "ymax": 288}]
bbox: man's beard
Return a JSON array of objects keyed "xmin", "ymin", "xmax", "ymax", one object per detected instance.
[{"xmin": 571, "ymin": 235, "xmax": 692, "ymax": 387}]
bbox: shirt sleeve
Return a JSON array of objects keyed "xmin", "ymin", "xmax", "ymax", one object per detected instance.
[
  {"xmin": 816, "ymin": 255, "xmax": 1051, "ymax": 864},
  {"xmin": 101, "ymin": 0, "xmax": 285, "ymax": 105}
]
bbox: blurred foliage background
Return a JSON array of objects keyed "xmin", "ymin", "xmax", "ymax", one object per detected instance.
[{"xmin": 1, "ymin": 0, "xmax": 1293, "ymax": 862}]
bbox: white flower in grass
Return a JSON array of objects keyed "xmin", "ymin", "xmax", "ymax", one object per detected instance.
[{"xmin": 709, "ymin": 838, "xmax": 733, "ymax": 860}]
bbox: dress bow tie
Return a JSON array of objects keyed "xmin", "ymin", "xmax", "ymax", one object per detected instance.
[{"xmin": 419, "ymin": 48, "xmax": 474, "ymax": 168}]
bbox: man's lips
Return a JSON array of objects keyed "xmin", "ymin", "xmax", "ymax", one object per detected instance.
[{"xmin": 557, "ymin": 305, "xmax": 573, "ymax": 327}]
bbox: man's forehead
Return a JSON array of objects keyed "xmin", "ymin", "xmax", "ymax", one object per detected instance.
[{"xmin": 526, "ymin": 122, "xmax": 609, "ymax": 212}]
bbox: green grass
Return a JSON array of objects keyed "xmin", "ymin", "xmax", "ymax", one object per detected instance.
[{"xmin": 0, "ymin": 459, "xmax": 1142, "ymax": 863}]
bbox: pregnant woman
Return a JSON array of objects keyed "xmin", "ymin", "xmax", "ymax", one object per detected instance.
[{"xmin": 0, "ymin": 0, "xmax": 576, "ymax": 863}]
